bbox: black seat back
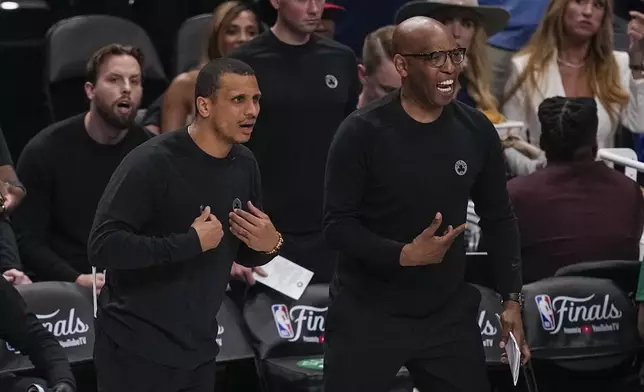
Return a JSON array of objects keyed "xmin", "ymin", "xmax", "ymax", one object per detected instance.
[
  {"xmin": 0, "ymin": 282, "xmax": 95, "ymax": 373},
  {"xmin": 216, "ymin": 294, "xmax": 255, "ymax": 363},
  {"xmin": 45, "ymin": 15, "xmax": 167, "ymax": 122},
  {"xmin": 243, "ymin": 284, "xmax": 329, "ymax": 360},
  {"xmin": 473, "ymin": 284, "xmax": 504, "ymax": 365},
  {"xmin": 522, "ymin": 276, "xmax": 638, "ymax": 371},
  {"xmin": 554, "ymin": 260, "xmax": 640, "ymax": 296},
  {"xmin": 174, "ymin": 13, "xmax": 212, "ymax": 76}
]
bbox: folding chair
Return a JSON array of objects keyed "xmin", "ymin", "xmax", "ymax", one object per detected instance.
[{"xmin": 44, "ymin": 15, "xmax": 167, "ymax": 122}]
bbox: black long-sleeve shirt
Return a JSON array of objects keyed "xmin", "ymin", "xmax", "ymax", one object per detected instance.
[
  {"xmin": 0, "ymin": 278, "xmax": 76, "ymax": 388},
  {"xmin": 323, "ymin": 92, "xmax": 522, "ymax": 317},
  {"xmin": 88, "ymin": 129, "xmax": 273, "ymax": 369},
  {"xmin": 13, "ymin": 114, "xmax": 150, "ymax": 282},
  {"xmin": 228, "ymin": 30, "xmax": 360, "ymax": 234}
]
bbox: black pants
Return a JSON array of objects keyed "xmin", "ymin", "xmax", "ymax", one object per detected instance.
[
  {"xmin": 94, "ymin": 324, "xmax": 217, "ymax": 392},
  {"xmin": 323, "ymin": 283, "xmax": 490, "ymax": 392},
  {"xmin": 281, "ymin": 231, "xmax": 336, "ymax": 284}
]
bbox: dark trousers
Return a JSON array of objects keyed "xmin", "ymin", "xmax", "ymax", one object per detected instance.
[
  {"xmin": 323, "ymin": 283, "xmax": 490, "ymax": 392},
  {"xmin": 281, "ymin": 231, "xmax": 336, "ymax": 284},
  {"xmin": 94, "ymin": 324, "xmax": 217, "ymax": 392}
]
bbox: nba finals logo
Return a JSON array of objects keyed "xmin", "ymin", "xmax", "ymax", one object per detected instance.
[
  {"xmin": 535, "ymin": 295, "xmax": 557, "ymax": 332},
  {"xmin": 271, "ymin": 304, "xmax": 294, "ymax": 339}
]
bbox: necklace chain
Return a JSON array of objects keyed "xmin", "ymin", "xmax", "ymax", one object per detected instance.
[{"xmin": 557, "ymin": 57, "xmax": 585, "ymax": 69}]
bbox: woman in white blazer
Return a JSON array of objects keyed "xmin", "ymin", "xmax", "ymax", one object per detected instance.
[{"xmin": 502, "ymin": 0, "xmax": 644, "ymax": 176}]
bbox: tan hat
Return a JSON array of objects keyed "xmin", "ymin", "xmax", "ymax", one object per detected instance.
[{"xmin": 394, "ymin": 0, "xmax": 510, "ymax": 37}]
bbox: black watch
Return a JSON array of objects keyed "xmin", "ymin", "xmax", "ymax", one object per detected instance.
[{"xmin": 502, "ymin": 292, "xmax": 524, "ymax": 309}]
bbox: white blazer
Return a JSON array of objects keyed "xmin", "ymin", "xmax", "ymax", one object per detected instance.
[{"xmin": 502, "ymin": 50, "xmax": 644, "ymax": 149}]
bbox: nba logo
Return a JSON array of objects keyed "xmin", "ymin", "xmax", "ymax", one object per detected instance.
[
  {"xmin": 535, "ymin": 295, "xmax": 556, "ymax": 331},
  {"xmin": 272, "ymin": 304, "xmax": 294, "ymax": 339}
]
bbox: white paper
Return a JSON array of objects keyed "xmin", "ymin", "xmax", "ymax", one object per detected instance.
[
  {"xmin": 505, "ymin": 332, "xmax": 521, "ymax": 386},
  {"xmin": 254, "ymin": 255, "xmax": 314, "ymax": 300}
]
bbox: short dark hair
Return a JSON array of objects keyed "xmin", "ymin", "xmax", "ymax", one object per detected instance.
[
  {"xmin": 194, "ymin": 57, "xmax": 255, "ymax": 107},
  {"xmin": 86, "ymin": 44, "xmax": 145, "ymax": 84},
  {"xmin": 538, "ymin": 96, "xmax": 598, "ymax": 162}
]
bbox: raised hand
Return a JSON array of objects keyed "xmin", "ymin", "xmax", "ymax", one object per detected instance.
[
  {"xmin": 628, "ymin": 11, "xmax": 644, "ymax": 55},
  {"xmin": 400, "ymin": 212, "xmax": 467, "ymax": 267}
]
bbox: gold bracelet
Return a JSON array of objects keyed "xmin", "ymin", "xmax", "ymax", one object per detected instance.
[{"xmin": 265, "ymin": 231, "xmax": 283, "ymax": 255}]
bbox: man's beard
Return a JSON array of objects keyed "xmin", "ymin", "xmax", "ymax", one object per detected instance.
[{"xmin": 95, "ymin": 98, "xmax": 138, "ymax": 130}]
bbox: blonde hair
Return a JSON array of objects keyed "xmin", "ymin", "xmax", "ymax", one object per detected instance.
[
  {"xmin": 463, "ymin": 28, "xmax": 497, "ymax": 111},
  {"xmin": 362, "ymin": 25, "xmax": 396, "ymax": 76},
  {"xmin": 503, "ymin": 0, "xmax": 628, "ymax": 122},
  {"xmin": 206, "ymin": 1, "xmax": 258, "ymax": 60}
]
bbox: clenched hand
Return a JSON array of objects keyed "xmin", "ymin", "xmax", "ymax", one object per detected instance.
[{"xmin": 192, "ymin": 206, "xmax": 224, "ymax": 252}]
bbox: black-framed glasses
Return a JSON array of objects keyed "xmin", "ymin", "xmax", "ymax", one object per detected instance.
[{"xmin": 399, "ymin": 48, "xmax": 467, "ymax": 68}]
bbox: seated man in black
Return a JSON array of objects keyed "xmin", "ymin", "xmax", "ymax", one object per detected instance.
[
  {"xmin": 0, "ymin": 127, "xmax": 30, "ymax": 286},
  {"xmin": 0, "ymin": 278, "xmax": 75, "ymax": 392},
  {"xmin": 12, "ymin": 44, "xmax": 150, "ymax": 291}
]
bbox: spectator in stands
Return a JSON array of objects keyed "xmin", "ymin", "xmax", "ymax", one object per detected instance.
[
  {"xmin": 508, "ymin": 96, "xmax": 644, "ymax": 284},
  {"xmin": 0, "ymin": 278, "xmax": 76, "ymax": 392},
  {"xmin": 315, "ymin": 3, "xmax": 346, "ymax": 39},
  {"xmin": 228, "ymin": 0, "xmax": 359, "ymax": 283},
  {"xmin": 357, "ymin": 25, "xmax": 400, "ymax": 108},
  {"xmin": 0, "ymin": 128, "xmax": 30, "ymax": 285},
  {"xmin": 12, "ymin": 44, "xmax": 150, "ymax": 292},
  {"xmin": 153, "ymin": 1, "xmax": 260, "ymax": 134},
  {"xmin": 502, "ymin": 0, "xmax": 644, "ymax": 175},
  {"xmin": 479, "ymin": 0, "xmax": 550, "ymax": 102}
]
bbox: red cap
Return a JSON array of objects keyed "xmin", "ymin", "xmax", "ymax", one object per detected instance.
[
  {"xmin": 322, "ymin": 3, "xmax": 346, "ymax": 21},
  {"xmin": 324, "ymin": 3, "xmax": 346, "ymax": 11}
]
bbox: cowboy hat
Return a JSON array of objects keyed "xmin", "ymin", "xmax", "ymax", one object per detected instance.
[{"xmin": 394, "ymin": 0, "xmax": 510, "ymax": 37}]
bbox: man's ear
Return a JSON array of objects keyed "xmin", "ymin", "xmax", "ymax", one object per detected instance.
[
  {"xmin": 84, "ymin": 82, "xmax": 95, "ymax": 101},
  {"xmin": 393, "ymin": 54, "xmax": 407, "ymax": 78},
  {"xmin": 195, "ymin": 96, "xmax": 211, "ymax": 118},
  {"xmin": 269, "ymin": 0, "xmax": 279, "ymax": 10},
  {"xmin": 358, "ymin": 64, "xmax": 368, "ymax": 86}
]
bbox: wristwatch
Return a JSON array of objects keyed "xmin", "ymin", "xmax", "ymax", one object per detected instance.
[{"xmin": 502, "ymin": 292, "xmax": 524, "ymax": 309}]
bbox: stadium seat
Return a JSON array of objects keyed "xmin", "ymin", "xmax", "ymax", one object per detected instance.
[
  {"xmin": 243, "ymin": 284, "xmax": 413, "ymax": 392},
  {"xmin": 554, "ymin": 260, "xmax": 640, "ymax": 297},
  {"xmin": 522, "ymin": 276, "xmax": 641, "ymax": 392},
  {"xmin": 44, "ymin": 15, "xmax": 167, "ymax": 122},
  {"xmin": 215, "ymin": 294, "xmax": 255, "ymax": 364},
  {"xmin": 0, "ymin": 282, "xmax": 95, "ymax": 374},
  {"xmin": 174, "ymin": 13, "xmax": 211, "ymax": 76}
]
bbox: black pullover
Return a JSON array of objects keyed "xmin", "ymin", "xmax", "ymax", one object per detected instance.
[
  {"xmin": 323, "ymin": 92, "xmax": 522, "ymax": 316},
  {"xmin": 88, "ymin": 130, "xmax": 272, "ymax": 369}
]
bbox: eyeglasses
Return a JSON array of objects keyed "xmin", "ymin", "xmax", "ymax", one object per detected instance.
[{"xmin": 399, "ymin": 48, "xmax": 467, "ymax": 68}]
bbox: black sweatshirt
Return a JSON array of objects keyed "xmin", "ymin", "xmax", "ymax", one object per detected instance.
[
  {"xmin": 0, "ymin": 278, "xmax": 76, "ymax": 388},
  {"xmin": 88, "ymin": 130, "xmax": 273, "ymax": 369},
  {"xmin": 228, "ymin": 30, "xmax": 360, "ymax": 234},
  {"xmin": 323, "ymin": 92, "xmax": 522, "ymax": 317},
  {"xmin": 13, "ymin": 114, "xmax": 150, "ymax": 282}
]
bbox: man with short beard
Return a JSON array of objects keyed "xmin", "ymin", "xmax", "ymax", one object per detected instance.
[{"xmin": 13, "ymin": 44, "xmax": 151, "ymax": 292}]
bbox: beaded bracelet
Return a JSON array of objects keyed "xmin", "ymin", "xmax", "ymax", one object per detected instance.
[{"xmin": 265, "ymin": 231, "xmax": 284, "ymax": 255}]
